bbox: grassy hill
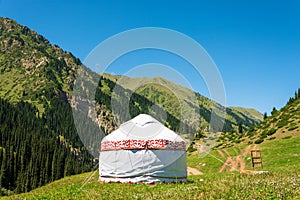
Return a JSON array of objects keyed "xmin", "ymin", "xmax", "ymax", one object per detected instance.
[
  {"xmin": 188, "ymin": 135, "xmax": 300, "ymax": 173},
  {"xmin": 3, "ymin": 136, "xmax": 299, "ymax": 199},
  {"xmin": 213, "ymin": 92, "xmax": 300, "ymax": 149},
  {"xmin": 243, "ymin": 93, "xmax": 300, "ymax": 145},
  {"xmin": 105, "ymin": 73, "xmax": 263, "ymax": 126}
]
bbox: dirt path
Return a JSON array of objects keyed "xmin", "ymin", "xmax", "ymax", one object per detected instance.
[
  {"xmin": 236, "ymin": 155, "xmax": 246, "ymax": 170},
  {"xmin": 218, "ymin": 145, "xmax": 255, "ymax": 172},
  {"xmin": 217, "ymin": 149, "xmax": 225, "ymax": 158},
  {"xmin": 218, "ymin": 157, "xmax": 234, "ymax": 172},
  {"xmin": 187, "ymin": 167, "xmax": 203, "ymax": 175},
  {"xmin": 223, "ymin": 149, "xmax": 231, "ymax": 157},
  {"xmin": 240, "ymin": 145, "xmax": 256, "ymax": 155}
]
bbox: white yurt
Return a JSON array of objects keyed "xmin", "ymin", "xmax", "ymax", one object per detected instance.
[{"xmin": 99, "ymin": 114, "xmax": 187, "ymax": 183}]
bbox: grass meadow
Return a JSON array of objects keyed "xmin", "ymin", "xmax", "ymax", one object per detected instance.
[{"xmin": 2, "ymin": 136, "xmax": 299, "ymax": 199}]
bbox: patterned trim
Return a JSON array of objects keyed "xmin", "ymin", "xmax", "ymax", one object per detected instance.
[{"xmin": 100, "ymin": 139, "xmax": 186, "ymax": 151}]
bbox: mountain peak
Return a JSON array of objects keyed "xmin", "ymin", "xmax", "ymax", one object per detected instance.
[{"xmin": 0, "ymin": 17, "xmax": 80, "ymax": 108}]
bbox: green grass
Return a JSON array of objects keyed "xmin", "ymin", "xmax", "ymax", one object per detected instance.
[
  {"xmin": 225, "ymin": 146, "xmax": 241, "ymax": 156},
  {"xmin": 2, "ymin": 170, "xmax": 299, "ymax": 199},
  {"xmin": 2, "ymin": 137, "xmax": 300, "ymax": 199},
  {"xmin": 261, "ymin": 137, "xmax": 300, "ymax": 172},
  {"xmin": 187, "ymin": 151, "xmax": 225, "ymax": 173},
  {"xmin": 0, "ymin": 68, "xmax": 24, "ymax": 101}
]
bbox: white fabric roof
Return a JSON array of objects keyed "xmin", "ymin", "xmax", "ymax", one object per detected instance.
[{"xmin": 102, "ymin": 114, "xmax": 184, "ymax": 141}]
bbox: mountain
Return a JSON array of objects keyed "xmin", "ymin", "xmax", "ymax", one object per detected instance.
[
  {"xmin": 0, "ymin": 17, "xmax": 263, "ymax": 194},
  {"xmin": 0, "ymin": 17, "xmax": 94, "ymax": 194},
  {"xmin": 101, "ymin": 73, "xmax": 263, "ymax": 133},
  {"xmin": 244, "ymin": 91, "xmax": 300, "ymax": 144},
  {"xmin": 0, "ymin": 17, "xmax": 79, "ymax": 110},
  {"xmin": 0, "ymin": 16, "xmax": 262, "ymax": 134}
]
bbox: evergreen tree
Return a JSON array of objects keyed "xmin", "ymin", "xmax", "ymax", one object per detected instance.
[
  {"xmin": 238, "ymin": 123, "xmax": 243, "ymax": 134},
  {"xmin": 263, "ymin": 112, "xmax": 268, "ymax": 120},
  {"xmin": 271, "ymin": 107, "xmax": 278, "ymax": 116}
]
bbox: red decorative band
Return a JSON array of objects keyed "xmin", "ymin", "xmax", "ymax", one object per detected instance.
[{"xmin": 100, "ymin": 139, "xmax": 186, "ymax": 151}]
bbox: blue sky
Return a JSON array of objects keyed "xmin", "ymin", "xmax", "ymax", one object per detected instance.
[{"xmin": 1, "ymin": 0, "xmax": 299, "ymax": 114}]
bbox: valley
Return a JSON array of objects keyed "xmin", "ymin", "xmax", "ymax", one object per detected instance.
[{"xmin": 0, "ymin": 16, "xmax": 299, "ymax": 199}]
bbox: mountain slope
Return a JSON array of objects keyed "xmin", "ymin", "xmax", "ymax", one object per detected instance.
[
  {"xmin": 0, "ymin": 17, "xmax": 79, "ymax": 111},
  {"xmin": 102, "ymin": 74, "xmax": 263, "ymax": 133},
  {"xmin": 244, "ymin": 93, "xmax": 300, "ymax": 144},
  {"xmin": 229, "ymin": 106, "xmax": 263, "ymax": 123},
  {"xmin": 0, "ymin": 17, "xmax": 94, "ymax": 193},
  {"xmin": 213, "ymin": 92, "xmax": 300, "ymax": 148}
]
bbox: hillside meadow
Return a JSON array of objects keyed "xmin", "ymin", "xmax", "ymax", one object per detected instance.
[{"xmin": 2, "ymin": 136, "xmax": 299, "ymax": 199}]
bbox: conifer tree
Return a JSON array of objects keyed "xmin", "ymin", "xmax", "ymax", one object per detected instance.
[
  {"xmin": 238, "ymin": 123, "xmax": 243, "ymax": 133},
  {"xmin": 263, "ymin": 112, "xmax": 268, "ymax": 120},
  {"xmin": 271, "ymin": 107, "xmax": 278, "ymax": 115}
]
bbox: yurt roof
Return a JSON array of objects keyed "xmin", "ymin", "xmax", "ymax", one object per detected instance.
[{"xmin": 102, "ymin": 114, "xmax": 184, "ymax": 141}]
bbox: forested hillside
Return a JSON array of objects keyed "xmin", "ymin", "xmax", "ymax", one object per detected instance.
[{"xmin": 0, "ymin": 98, "xmax": 93, "ymax": 194}]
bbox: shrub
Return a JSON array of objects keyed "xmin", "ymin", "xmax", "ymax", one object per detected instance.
[
  {"xmin": 187, "ymin": 145, "xmax": 197, "ymax": 153},
  {"xmin": 267, "ymin": 136, "xmax": 276, "ymax": 140},
  {"xmin": 254, "ymin": 138, "xmax": 264, "ymax": 144},
  {"xmin": 277, "ymin": 119, "xmax": 288, "ymax": 128},
  {"xmin": 288, "ymin": 126, "xmax": 298, "ymax": 131},
  {"xmin": 214, "ymin": 143, "xmax": 223, "ymax": 148},
  {"xmin": 267, "ymin": 128, "xmax": 277, "ymax": 136},
  {"xmin": 287, "ymin": 123, "xmax": 298, "ymax": 131},
  {"xmin": 260, "ymin": 130, "xmax": 268, "ymax": 139},
  {"xmin": 282, "ymin": 136, "xmax": 292, "ymax": 140},
  {"xmin": 248, "ymin": 126, "xmax": 255, "ymax": 132},
  {"xmin": 247, "ymin": 131, "xmax": 254, "ymax": 137}
]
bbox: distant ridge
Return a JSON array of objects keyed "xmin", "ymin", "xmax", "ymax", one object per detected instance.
[{"xmin": 102, "ymin": 73, "xmax": 263, "ymax": 133}]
